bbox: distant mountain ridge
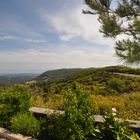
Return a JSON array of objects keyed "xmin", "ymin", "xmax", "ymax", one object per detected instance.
[
  {"xmin": 37, "ymin": 65, "xmax": 140, "ymax": 82},
  {"xmin": 37, "ymin": 68, "xmax": 84, "ymax": 81},
  {"xmin": 0, "ymin": 66, "xmax": 140, "ymax": 85}
]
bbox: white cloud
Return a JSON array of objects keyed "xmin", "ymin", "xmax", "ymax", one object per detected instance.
[
  {"xmin": 0, "ymin": 34, "xmax": 48, "ymax": 44},
  {"xmin": 0, "ymin": 35, "xmax": 18, "ymax": 40},
  {"xmin": 43, "ymin": 4, "xmax": 113, "ymax": 46},
  {"xmin": 60, "ymin": 34, "xmax": 78, "ymax": 41},
  {"xmin": 25, "ymin": 39, "xmax": 47, "ymax": 44},
  {"xmin": 0, "ymin": 47, "xmax": 120, "ymax": 73}
]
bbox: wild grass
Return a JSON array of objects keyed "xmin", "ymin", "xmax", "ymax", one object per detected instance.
[{"xmin": 31, "ymin": 92, "xmax": 140, "ymax": 120}]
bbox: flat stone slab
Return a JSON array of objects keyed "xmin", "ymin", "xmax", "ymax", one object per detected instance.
[
  {"xmin": 0, "ymin": 127, "xmax": 36, "ymax": 140},
  {"xmin": 94, "ymin": 115, "xmax": 140, "ymax": 128},
  {"xmin": 29, "ymin": 107, "xmax": 65, "ymax": 116},
  {"xmin": 30, "ymin": 107, "xmax": 140, "ymax": 129}
]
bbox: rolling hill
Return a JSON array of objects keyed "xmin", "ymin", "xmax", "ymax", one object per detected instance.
[{"xmin": 36, "ymin": 66, "xmax": 140, "ymax": 95}]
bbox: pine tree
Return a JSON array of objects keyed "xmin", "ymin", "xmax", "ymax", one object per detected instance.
[{"xmin": 83, "ymin": 0, "xmax": 140, "ymax": 64}]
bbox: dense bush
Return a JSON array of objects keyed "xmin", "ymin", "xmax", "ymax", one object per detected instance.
[
  {"xmin": 44, "ymin": 115, "xmax": 65, "ymax": 140},
  {"xmin": 46, "ymin": 84, "xmax": 97, "ymax": 140},
  {"xmin": 107, "ymin": 78, "xmax": 125, "ymax": 93},
  {"xmin": 99, "ymin": 88, "xmax": 118, "ymax": 96},
  {"xmin": 0, "ymin": 86, "xmax": 30, "ymax": 127},
  {"xmin": 62, "ymin": 84, "xmax": 97, "ymax": 140},
  {"xmin": 11, "ymin": 112, "xmax": 41, "ymax": 137}
]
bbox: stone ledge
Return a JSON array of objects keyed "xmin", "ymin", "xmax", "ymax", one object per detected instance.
[
  {"xmin": 30, "ymin": 107, "xmax": 140, "ymax": 129},
  {"xmin": 0, "ymin": 127, "xmax": 36, "ymax": 140},
  {"xmin": 29, "ymin": 107, "xmax": 65, "ymax": 117},
  {"xmin": 94, "ymin": 115, "xmax": 140, "ymax": 128}
]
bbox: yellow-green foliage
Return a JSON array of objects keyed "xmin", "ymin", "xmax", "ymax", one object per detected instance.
[
  {"xmin": 31, "ymin": 92, "xmax": 140, "ymax": 120},
  {"xmin": 0, "ymin": 85, "xmax": 30, "ymax": 127},
  {"xmin": 92, "ymin": 92, "xmax": 140, "ymax": 120},
  {"xmin": 0, "ymin": 84, "xmax": 30, "ymax": 93},
  {"xmin": 45, "ymin": 94, "xmax": 65, "ymax": 110},
  {"xmin": 11, "ymin": 112, "xmax": 41, "ymax": 137},
  {"xmin": 31, "ymin": 94, "xmax": 65, "ymax": 110},
  {"xmin": 31, "ymin": 96, "xmax": 48, "ymax": 108}
]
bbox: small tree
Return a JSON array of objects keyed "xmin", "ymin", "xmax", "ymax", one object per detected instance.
[
  {"xmin": 47, "ymin": 84, "xmax": 97, "ymax": 140},
  {"xmin": 63, "ymin": 84, "xmax": 96, "ymax": 140},
  {"xmin": 83, "ymin": 0, "xmax": 140, "ymax": 64}
]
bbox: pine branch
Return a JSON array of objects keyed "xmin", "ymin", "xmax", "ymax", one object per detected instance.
[{"xmin": 82, "ymin": 9, "xmax": 140, "ymax": 16}]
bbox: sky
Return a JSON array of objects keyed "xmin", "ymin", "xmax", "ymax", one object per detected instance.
[{"xmin": 0, "ymin": 0, "xmax": 121, "ymax": 74}]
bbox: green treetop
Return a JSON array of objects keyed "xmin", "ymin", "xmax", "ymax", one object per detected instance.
[{"xmin": 83, "ymin": 0, "xmax": 140, "ymax": 64}]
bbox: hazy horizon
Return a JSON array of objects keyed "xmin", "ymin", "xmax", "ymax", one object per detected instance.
[{"xmin": 0, "ymin": 64, "xmax": 132, "ymax": 75}]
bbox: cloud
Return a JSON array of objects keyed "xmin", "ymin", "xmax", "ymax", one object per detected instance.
[
  {"xmin": 25, "ymin": 39, "xmax": 47, "ymax": 44},
  {"xmin": 0, "ymin": 46, "xmax": 120, "ymax": 73},
  {"xmin": 0, "ymin": 35, "xmax": 18, "ymax": 40},
  {"xmin": 59, "ymin": 34, "xmax": 78, "ymax": 41},
  {"xmin": 43, "ymin": 3, "xmax": 113, "ymax": 46},
  {"xmin": 0, "ymin": 33, "xmax": 48, "ymax": 45}
]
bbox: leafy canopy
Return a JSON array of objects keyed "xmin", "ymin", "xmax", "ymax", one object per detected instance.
[{"xmin": 83, "ymin": 0, "xmax": 140, "ymax": 64}]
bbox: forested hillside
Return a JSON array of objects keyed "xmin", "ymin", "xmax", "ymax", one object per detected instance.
[{"xmin": 36, "ymin": 66, "xmax": 140, "ymax": 95}]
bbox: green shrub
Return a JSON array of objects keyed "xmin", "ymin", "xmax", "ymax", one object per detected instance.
[
  {"xmin": 107, "ymin": 78, "xmax": 125, "ymax": 93},
  {"xmin": 61, "ymin": 84, "xmax": 96, "ymax": 140},
  {"xmin": 45, "ymin": 115, "xmax": 66, "ymax": 140},
  {"xmin": 11, "ymin": 112, "xmax": 41, "ymax": 137},
  {"xmin": 96, "ymin": 109, "xmax": 139, "ymax": 140},
  {"xmin": 99, "ymin": 88, "xmax": 118, "ymax": 96},
  {"xmin": 46, "ymin": 84, "xmax": 97, "ymax": 140},
  {"xmin": 0, "ymin": 88, "xmax": 30, "ymax": 127}
]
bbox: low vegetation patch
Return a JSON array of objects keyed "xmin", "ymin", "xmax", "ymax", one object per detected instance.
[
  {"xmin": 11, "ymin": 112, "xmax": 41, "ymax": 137},
  {"xmin": 0, "ymin": 85, "xmax": 30, "ymax": 127}
]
